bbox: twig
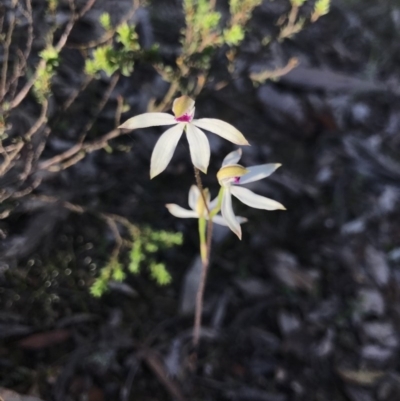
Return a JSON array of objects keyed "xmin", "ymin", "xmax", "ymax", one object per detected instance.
[
  {"xmin": 38, "ymin": 73, "xmax": 120, "ymax": 172},
  {"xmin": 38, "ymin": 128, "xmax": 121, "ymax": 171},
  {"xmin": 0, "ymin": 98, "xmax": 48, "ymax": 178},
  {"xmin": 250, "ymin": 57, "xmax": 299, "ymax": 83},
  {"xmin": 61, "ymin": 75, "xmax": 93, "ymax": 112},
  {"xmin": 150, "ymin": 81, "xmax": 179, "ymax": 113},
  {"xmin": 0, "ymin": 3, "xmax": 16, "ymax": 99},
  {"xmin": 82, "ymin": 73, "xmax": 120, "ymax": 134},
  {"xmin": 3, "ymin": 0, "xmax": 34, "ymax": 100},
  {"xmin": 140, "ymin": 347, "xmax": 186, "ymax": 401},
  {"xmin": 10, "ymin": 0, "xmax": 97, "ymax": 109},
  {"xmin": 67, "ymin": 0, "xmax": 138, "ymax": 50},
  {"xmin": 115, "ymin": 95, "xmax": 124, "ymax": 127}
]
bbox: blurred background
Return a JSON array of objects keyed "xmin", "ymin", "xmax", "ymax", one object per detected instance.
[{"xmin": 1, "ymin": 0, "xmax": 400, "ymax": 400}]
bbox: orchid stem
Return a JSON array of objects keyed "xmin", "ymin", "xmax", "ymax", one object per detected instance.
[{"xmin": 193, "ymin": 167, "xmax": 213, "ymax": 349}]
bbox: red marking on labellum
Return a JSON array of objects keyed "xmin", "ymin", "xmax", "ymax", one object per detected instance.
[
  {"xmin": 175, "ymin": 113, "xmax": 192, "ymax": 122},
  {"xmin": 234, "ymin": 177, "xmax": 240, "ymax": 183}
]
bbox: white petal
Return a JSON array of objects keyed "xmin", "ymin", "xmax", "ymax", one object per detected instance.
[
  {"xmin": 188, "ymin": 185, "xmax": 200, "ymax": 211},
  {"xmin": 193, "ymin": 118, "xmax": 250, "ymax": 146},
  {"xmin": 212, "ymin": 215, "xmax": 228, "ymax": 226},
  {"xmin": 212, "ymin": 214, "xmax": 248, "ymax": 226},
  {"xmin": 221, "ymin": 190, "xmax": 242, "ymax": 239},
  {"xmin": 239, "ymin": 164, "xmax": 282, "ymax": 184},
  {"xmin": 150, "ymin": 124, "xmax": 184, "ymax": 178},
  {"xmin": 119, "ymin": 113, "xmax": 176, "ymax": 130},
  {"xmin": 186, "ymin": 124, "xmax": 211, "ymax": 174},
  {"xmin": 209, "ymin": 195, "xmax": 219, "ymax": 211},
  {"xmin": 222, "ymin": 148, "xmax": 242, "ymax": 167},
  {"xmin": 230, "ymin": 186, "xmax": 286, "ymax": 210},
  {"xmin": 166, "ymin": 204, "xmax": 198, "ymax": 219}
]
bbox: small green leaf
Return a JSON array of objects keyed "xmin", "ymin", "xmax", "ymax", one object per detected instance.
[
  {"xmin": 99, "ymin": 12, "xmax": 111, "ymax": 30},
  {"xmin": 223, "ymin": 24, "xmax": 245, "ymax": 46},
  {"xmin": 150, "ymin": 262, "xmax": 172, "ymax": 285}
]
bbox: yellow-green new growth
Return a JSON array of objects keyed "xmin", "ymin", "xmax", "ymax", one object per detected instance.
[
  {"xmin": 290, "ymin": 0, "xmax": 307, "ymax": 6},
  {"xmin": 312, "ymin": 0, "xmax": 330, "ymax": 21}
]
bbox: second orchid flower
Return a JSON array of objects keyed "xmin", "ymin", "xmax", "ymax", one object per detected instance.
[{"xmin": 216, "ymin": 149, "xmax": 286, "ymax": 239}]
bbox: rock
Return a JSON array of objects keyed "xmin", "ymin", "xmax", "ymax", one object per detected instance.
[
  {"xmin": 271, "ymin": 251, "xmax": 319, "ymax": 292},
  {"xmin": 361, "ymin": 345, "xmax": 393, "ymax": 365},
  {"xmin": 0, "ymin": 388, "xmax": 44, "ymax": 401},
  {"xmin": 365, "ymin": 246, "xmax": 390, "ymax": 287},
  {"xmin": 344, "ymin": 385, "xmax": 375, "ymax": 401},
  {"xmin": 179, "ymin": 255, "xmax": 202, "ymax": 315},
  {"xmin": 357, "ymin": 288, "xmax": 385, "ymax": 317},
  {"xmin": 234, "ymin": 278, "xmax": 272, "ymax": 298},
  {"xmin": 278, "ymin": 311, "xmax": 301, "ymax": 336},
  {"xmin": 362, "ymin": 322, "xmax": 398, "ymax": 348}
]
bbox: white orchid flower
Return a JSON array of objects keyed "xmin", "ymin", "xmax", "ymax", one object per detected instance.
[
  {"xmin": 216, "ymin": 149, "xmax": 286, "ymax": 239},
  {"xmin": 119, "ymin": 95, "xmax": 250, "ymax": 178},
  {"xmin": 166, "ymin": 185, "xmax": 246, "ymax": 227}
]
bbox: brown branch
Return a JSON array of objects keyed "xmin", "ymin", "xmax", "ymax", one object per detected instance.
[
  {"xmin": 0, "ymin": 99, "xmax": 48, "ymax": 178},
  {"xmin": 250, "ymin": 57, "xmax": 299, "ymax": 83},
  {"xmin": 149, "ymin": 81, "xmax": 179, "ymax": 112},
  {"xmin": 10, "ymin": 0, "xmax": 97, "ymax": 109},
  {"xmin": 82, "ymin": 73, "xmax": 120, "ymax": 134},
  {"xmin": 26, "ymin": 194, "xmax": 135, "ymax": 262},
  {"xmin": 3, "ymin": 0, "xmax": 34, "ymax": 100},
  {"xmin": 12, "ymin": 176, "xmax": 42, "ymax": 199},
  {"xmin": 67, "ymin": 0, "xmax": 138, "ymax": 50},
  {"xmin": 115, "ymin": 95, "xmax": 124, "ymax": 127},
  {"xmin": 140, "ymin": 348, "xmax": 186, "ymax": 401},
  {"xmin": 38, "ymin": 73, "xmax": 120, "ymax": 172},
  {"xmin": 0, "ymin": 5, "xmax": 16, "ymax": 99},
  {"xmin": 61, "ymin": 75, "xmax": 93, "ymax": 112}
]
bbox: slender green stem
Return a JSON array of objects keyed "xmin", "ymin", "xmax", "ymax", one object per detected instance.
[
  {"xmin": 198, "ymin": 217, "xmax": 207, "ymax": 263},
  {"xmin": 209, "ymin": 187, "xmax": 224, "ymax": 219},
  {"xmin": 193, "ymin": 167, "xmax": 211, "ymax": 348}
]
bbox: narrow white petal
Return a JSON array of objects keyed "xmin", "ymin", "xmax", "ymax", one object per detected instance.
[
  {"xmin": 230, "ymin": 186, "xmax": 286, "ymax": 210},
  {"xmin": 186, "ymin": 124, "xmax": 210, "ymax": 174},
  {"xmin": 221, "ymin": 190, "xmax": 242, "ymax": 239},
  {"xmin": 212, "ymin": 215, "xmax": 248, "ymax": 226},
  {"xmin": 193, "ymin": 118, "xmax": 250, "ymax": 146},
  {"xmin": 188, "ymin": 185, "xmax": 200, "ymax": 211},
  {"xmin": 119, "ymin": 113, "xmax": 176, "ymax": 130},
  {"xmin": 150, "ymin": 124, "xmax": 184, "ymax": 178},
  {"xmin": 239, "ymin": 164, "xmax": 282, "ymax": 184},
  {"xmin": 166, "ymin": 204, "xmax": 198, "ymax": 219},
  {"xmin": 212, "ymin": 215, "xmax": 229, "ymax": 226},
  {"xmin": 222, "ymin": 148, "xmax": 242, "ymax": 167},
  {"xmin": 209, "ymin": 195, "xmax": 219, "ymax": 211}
]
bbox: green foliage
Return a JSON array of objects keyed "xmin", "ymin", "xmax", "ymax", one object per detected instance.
[
  {"xmin": 40, "ymin": 46, "xmax": 59, "ymax": 65},
  {"xmin": 116, "ymin": 23, "xmax": 140, "ymax": 51},
  {"xmin": 47, "ymin": 0, "xmax": 58, "ymax": 13},
  {"xmin": 128, "ymin": 237, "xmax": 143, "ymax": 274},
  {"xmin": 223, "ymin": 24, "xmax": 245, "ymax": 46},
  {"xmin": 183, "ymin": 0, "xmax": 222, "ymax": 55},
  {"xmin": 85, "ymin": 45, "xmax": 119, "ymax": 76},
  {"xmin": 99, "ymin": 12, "xmax": 112, "ymax": 31},
  {"xmin": 229, "ymin": 0, "xmax": 263, "ymax": 23},
  {"xmin": 149, "ymin": 262, "xmax": 171, "ymax": 285},
  {"xmin": 34, "ymin": 45, "xmax": 59, "ymax": 101},
  {"xmin": 90, "ymin": 226, "xmax": 182, "ymax": 297},
  {"xmin": 85, "ymin": 18, "xmax": 143, "ymax": 77},
  {"xmin": 291, "ymin": 0, "xmax": 307, "ymax": 6},
  {"xmin": 312, "ymin": 0, "xmax": 330, "ymax": 20},
  {"xmin": 128, "ymin": 226, "xmax": 182, "ymax": 286}
]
